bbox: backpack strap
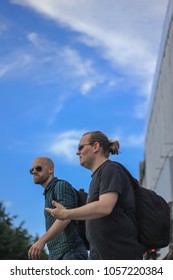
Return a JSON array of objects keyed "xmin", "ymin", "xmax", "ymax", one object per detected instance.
[
  {"xmin": 114, "ymin": 161, "xmax": 139, "ymax": 189},
  {"xmin": 47, "ymin": 177, "xmax": 61, "ymax": 201}
]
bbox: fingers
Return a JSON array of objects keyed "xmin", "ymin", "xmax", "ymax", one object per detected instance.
[
  {"xmin": 28, "ymin": 246, "xmax": 41, "ymax": 260},
  {"xmin": 52, "ymin": 200, "xmax": 58, "ymax": 207},
  {"xmin": 45, "ymin": 201, "xmax": 61, "ymax": 216},
  {"xmin": 45, "ymin": 207, "xmax": 52, "ymax": 214},
  {"xmin": 45, "ymin": 201, "xmax": 59, "ymax": 214},
  {"xmin": 45, "ymin": 202, "xmax": 67, "ymax": 220},
  {"xmin": 45, "ymin": 207, "xmax": 57, "ymax": 219}
]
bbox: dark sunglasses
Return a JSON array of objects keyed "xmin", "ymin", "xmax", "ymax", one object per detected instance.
[
  {"xmin": 78, "ymin": 143, "xmax": 92, "ymax": 151},
  {"xmin": 30, "ymin": 166, "xmax": 43, "ymax": 174}
]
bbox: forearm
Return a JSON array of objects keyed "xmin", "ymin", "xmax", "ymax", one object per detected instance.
[
  {"xmin": 28, "ymin": 219, "xmax": 70, "ymax": 259},
  {"xmin": 62, "ymin": 200, "xmax": 112, "ymax": 220},
  {"xmin": 46, "ymin": 192, "xmax": 118, "ymax": 221},
  {"xmin": 40, "ymin": 219, "xmax": 70, "ymax": 244}
]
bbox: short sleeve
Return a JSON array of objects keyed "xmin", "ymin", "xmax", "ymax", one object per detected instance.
[
  {"xmin": 53, "ymin": 181, "xmax": 78, "ymax": 209},
  {"xmin": 99, "ymin": 163, "xmax": 126, "ymax": 195}
]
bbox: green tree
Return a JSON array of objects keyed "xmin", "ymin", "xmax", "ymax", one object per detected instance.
[{"xmin": 0, "ymin": 202, "xmax": 48, "ymax": 260}]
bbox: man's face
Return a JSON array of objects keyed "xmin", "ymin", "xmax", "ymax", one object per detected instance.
[
  {"xmin": 30, "ymin": 159, "xmax": 53, "ymax": 186},
  {"xmin": 76, "ymin": 134, "xmax": 94, "ymax": 170}
]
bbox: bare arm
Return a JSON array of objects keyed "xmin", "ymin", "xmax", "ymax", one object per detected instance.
[
  {"xmin": 28, "ymin": 219, "xmax": 70, "ymax": 259},
  {"xmin": 45, "ymin": 192, "xmax": 119, "ymax": 220}
]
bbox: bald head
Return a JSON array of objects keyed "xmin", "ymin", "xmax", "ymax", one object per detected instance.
[{"xmin": 33, "ymin": 157, "xmax": 54, "ymax": 168}]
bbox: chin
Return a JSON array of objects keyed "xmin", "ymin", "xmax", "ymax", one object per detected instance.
[
  {"xmin": 80, "ymin": 160, "xmax": 85, "ymax": 166},
  {"xmin": 34, "ymin": 178, "xmax": 40, "ymax": 184},
  {"xmin": 80, "ymin": 162, "xmax": 87, "ymax": 168}
]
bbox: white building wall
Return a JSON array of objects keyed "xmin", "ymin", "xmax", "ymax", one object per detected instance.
[
  {"xmin": 144, "ymin": 0, "xmax": 173, "ymax": 259},
  {"xmin": 157, "ymin": 158, "xmax": 173, "ymax": 202},
  {"xmin": 145, "ymin": 0, "xmax": 173, "ymax": 201}
]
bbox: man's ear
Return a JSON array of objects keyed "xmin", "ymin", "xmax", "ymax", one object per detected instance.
[
  {"xmin": 93, "ymin": 141, "xmax": 100, "ymax": 153},
  {"xmin": 49, "ymin": 167, "xmax": 54, "ymax": 174}
]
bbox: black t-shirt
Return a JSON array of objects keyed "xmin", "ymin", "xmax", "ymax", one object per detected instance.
[{"xmin": 86, "ymin": 160, "xmax": 145, "ymax": 260}]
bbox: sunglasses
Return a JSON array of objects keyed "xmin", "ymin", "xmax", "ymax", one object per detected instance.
[
  {"xmin": 30, "ymin": 166, "xmax": 43, "ymax": 174},
  {"xmin": 78, "ymin": 143, "xmax": 92, "ymax": 151}
]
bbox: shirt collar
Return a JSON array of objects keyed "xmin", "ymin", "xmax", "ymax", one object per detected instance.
[{"xmin": 43, "ymin": 177, "xmax": 59, "ymax": 195}]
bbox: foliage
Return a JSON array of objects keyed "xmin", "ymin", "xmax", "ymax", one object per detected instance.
[{"xmin": 0, "ymin": 202, "xmax": 48, "ymax": 260}]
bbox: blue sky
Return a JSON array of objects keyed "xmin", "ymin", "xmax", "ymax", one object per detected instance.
[{"xmin": 0, "ymin": 0, "xmax": 169, "ymax": 239}]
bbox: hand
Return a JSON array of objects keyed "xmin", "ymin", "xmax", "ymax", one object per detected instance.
[
  {"xmin": 45, "ymin": 200, "xmax": 68, "ymax": 220},
  {"xmin": 28, "ymin": 239, "xmax": 45, "ymax": 260}
]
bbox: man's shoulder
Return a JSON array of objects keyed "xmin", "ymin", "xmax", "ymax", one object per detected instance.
[
  {"xmin": 54, "ymin": 177, "xmax": 72, "ymax": 188},
  {"xmin": 99, "ymin": 160, "xmax": 122, "ymax": 172},
  {"xmin": 54, "ymin": 178, "xmax": 77, "ymax": 195}
]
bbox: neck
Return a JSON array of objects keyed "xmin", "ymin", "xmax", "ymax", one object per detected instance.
[
  {"xmin": 91, "ymin": 158, "xmax": 108, "ymax": 173},
  {"xmin": 42, "ymin": 176, "xmax": 54, "ymax": 189}
]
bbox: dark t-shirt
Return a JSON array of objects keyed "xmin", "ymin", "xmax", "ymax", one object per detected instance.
[{"xmin": 86, "ymin": 160, "xmax": 145, "ymax": 260}]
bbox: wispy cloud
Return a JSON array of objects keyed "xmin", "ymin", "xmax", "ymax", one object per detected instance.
[
  {"xmin": 122, "ymin": 134, "xmax": 144, "ymax": 148},
  {"xmin": 0, "ymin": 65, "xmax": 11, "ymax": 78},
  {"xmin": 81, "ymin": 81, "xmax": 96, "ymax": 95},
  {"xmin": 11, "ymin": 0, "xmax": 168, "ymax": 92},
  {"xmin": 0, "ymin": 22, "xmax": 8, "ymax": 35},
  {"xmin": 134, "ymin": 100, "xmax": 149, "ymax": 119},
  {"xmin": 8, "ymin": 128, "xmax": 144, "ymax": 160},
  {"xmin": 110, "ymin": 130, "xmax": 144, "ymax": 148},
  {"xmin": 47, "ymin": 95, "xmax": 67, "ymax": 125},
  {"xmin": 47, "ymin": 129, "xmax": 144, "ymax": 164},
  {"xmin": 8, "ymin": 0, "xmax": 169, "ymax": 121},
  {"xmin": 0, "ymin": 30, "xmax": 102, "ymax": 95},
  {"xmin": 0, "ymin": 14, "xmax": 10, "ymax": 35},
  {"xmin": 48, "ymin": 130, "xmax": 85, "ymax": 163},
  {"xmin": 0, "ymin": 51, "xmax": 33, "ymax": 78}
]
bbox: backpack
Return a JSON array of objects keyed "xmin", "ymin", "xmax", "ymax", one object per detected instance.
[
  {"xmin": 51, "ymin": 179, "xmax": 89, "ymax": 250},
  {"xmin": 115, "ymin": 162, "xmax": 170, "ymax": 250},
  {"xmin": 73, "ymin": 188, "xmax": 89, "ymax": 250}
]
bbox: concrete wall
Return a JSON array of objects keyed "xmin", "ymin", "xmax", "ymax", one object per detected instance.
[
  {"xmin": 144, "ymin": 0, "xmax": 173, "ymax": 259},
  {"xmin": 145, "ymin": 0, "xmax": 173, "ymax": 203}
]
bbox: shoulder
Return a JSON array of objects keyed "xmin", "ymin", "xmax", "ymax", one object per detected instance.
[
  {"xmin": 54, "ymin": 179, "xmax": 77, "ymax": 196},
  {"xmin": 55, "ymin": 179, "xmax": 72, "ymax": 188},
  {"xmin": 99, "ymin": 161, "xmax": 129, "ymax": 186},
  {"xmin": 101, "ymin": 160, "xmax": 125, "ymax": 174},
  {"xmin": 52, "ymin": 179, "xmax": 78, "ymax": 207}
]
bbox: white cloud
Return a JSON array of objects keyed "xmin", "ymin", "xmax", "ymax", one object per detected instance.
[
  {"xmin": 0, "ymin": 31, "xmax": 101, "ymax": 94},
  {"xmin": 0, "ymin": 22, "xmax": 8, "ymax": 35},
  {"xmin": 81, "ymin": 81, "xmax": 96, "ymax": 95},
  {"xmin": 11, "ymin": 0, "xmax": 168, "ymax": 82},
  {"xmin": 47, "ymin": 95, "xmax": 67, "ymax": 125},
  {"xmin": 7, "ymin": 0, "xmax": 169, "ymax": 119},
  {"xmin": 48, "ymin": 130, "xmax": 85, "ymax": 163},
  {"xmin": 134, "ymin": 100, "xmax": 149, "ymax": 119},
  {"xmin": 0, "ymin": 65, "xmax": 11, "ymax": 78},
  {"xmin": 61, "ymin": 46, "xmax": 94, "ymax": 78},
  {"xmin": 111, "ymin": 131, "xmax": 144, "ymax": 148},
  {"xmin": 0, "ymin": 52, "xmax": 33, "ymax": 78},
  {"xmin": 47, "ymin": 129, "xmax": 144, "ymax": 164},
  {"xmin": 10, "ymin": 128, "xmax": 144, "ymax": 162},
  {"xmin": 27, "ymin": 32, "xmax": 45, "ymax": 51},
  {"xmin": 123, "ymin": 134, "xmax": 144, "ymax": 147}
]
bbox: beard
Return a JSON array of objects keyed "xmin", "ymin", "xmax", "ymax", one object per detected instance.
[{"xmin": 33, "ymin": 175, "xmax": 47, "ymax": 185}]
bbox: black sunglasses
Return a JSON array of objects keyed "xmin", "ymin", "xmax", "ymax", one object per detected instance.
[
  {"xmin": 78, "ymin": 143, "xmax": 92, "ymax": 151},
  {"xmin": 30, "ymin": 166, "xmax": 43, "ymax": 174}
]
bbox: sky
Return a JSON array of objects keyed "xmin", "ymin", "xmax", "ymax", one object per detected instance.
[{"xmin": 0, "ymin": 0, "xmax": 169, "ymax": 240}]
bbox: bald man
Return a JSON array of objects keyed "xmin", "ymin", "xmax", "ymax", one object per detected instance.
[{"xmin": 28, "ymin": 157, "xmax": 88, "ymax": 260}]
